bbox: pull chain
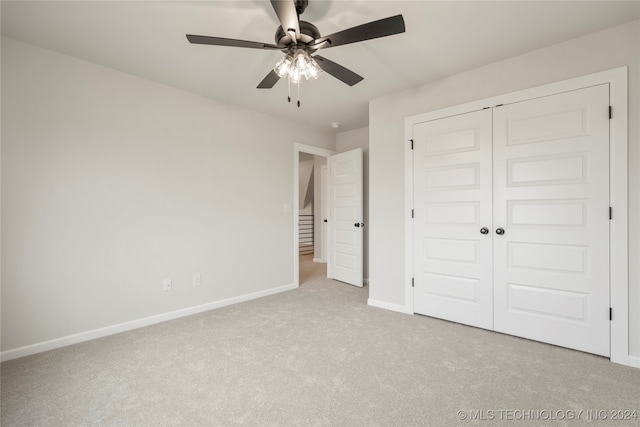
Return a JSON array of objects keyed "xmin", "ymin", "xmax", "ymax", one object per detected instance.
[
  {"xmin": 297, "ymin": 80, "xmax": 301, "ymax": 107},
  {"xmin": 287, "ymin": 77, "xmax": 291, "ymax": 103}
]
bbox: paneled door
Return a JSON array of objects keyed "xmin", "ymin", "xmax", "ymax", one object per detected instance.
[
  {"xmin": 327, "ymin": 148, "xmax": 364, "ymax": 287},
  {"xmin": 492, "ymin": 85, "xmax": 610, "ymax": 356},
  {"xmin": 411, "ymin": 84, "xmax": 610, "ymax": 356},
  {"xmin": 412, "ymin": 109, "xmax": 494, "ymax": 329}
]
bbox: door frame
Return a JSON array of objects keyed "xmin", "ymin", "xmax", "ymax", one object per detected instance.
[
  {"xmin": 293, "ymin": 143, "xmax": 335, "ymax": 288},
  {"xmin": 319, "ymin": 164, "xmax": 329, "ymax": 263},
  {"xmin": 404, "ymin": 67, "xmax": 630, "ymax": 366}
]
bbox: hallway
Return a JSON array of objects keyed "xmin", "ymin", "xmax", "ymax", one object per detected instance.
[{"xmin": 299, "ymin": 254, "xmax": 327, "ymax": 286}]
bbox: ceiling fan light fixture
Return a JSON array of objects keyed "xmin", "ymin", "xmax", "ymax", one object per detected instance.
[
  {"xmin": 276, "ymin": 49, "xmax": 322, "ymax": 84},
  {"xmin": 274, "ymin": 54, "xmax": 294, "ymax": 78},
  {"xmin": 306, "ymin": 57, "xmax": 322, "ymax": 80},
  {"xmin": 289, "ymin": 67, "xmax": 302, "ymax": 84},
  {"xmin": 294, "ymin": 49, "xmax": 310, "ymax": 69},
  {"xmin": 295, "ymin": 50, "xmax": 322, "ymax": 80}
]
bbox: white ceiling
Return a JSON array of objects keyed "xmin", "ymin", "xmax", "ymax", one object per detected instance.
[{"xmin": 2, "ymin": 1, "xmax": 639, "ymax": 133}]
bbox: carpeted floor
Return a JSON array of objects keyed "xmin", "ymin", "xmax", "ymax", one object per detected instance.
[{"xmin": 2, "ymin": 256, "xmax": 639, "ymax": 426}]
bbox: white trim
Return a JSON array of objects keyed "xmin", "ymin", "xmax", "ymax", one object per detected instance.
[
  {"xmin": 368, "ymin": 298, "xmax": 414, "ymax": 315},
  {"xmin": 628, "ymin": 356, "xmax": 640, "ymax": 369},
  {"xmin": 312, "ymin": 258, "xmax": 326, "ymax": 263},
  {"xmin": 607, "ymin": 67, "xmax": 629, "ymax": 366},
  {"xmin": 320, "ymin": 164, "xmax": 328, "ymax": 263},
  {"xmin": 1, "ymin": 283, "xmax": 296, "ymax": 362},
  {"xmin": 404, "ymin": 120, "xmax": 415, "ymax": 314},
  {"xmin": 404, "ymin": 67, "xmax": 630, "ymax": 366},
  {"xmin": 293, "ymin": 143, "xmax": 335, "ymax": 288}
]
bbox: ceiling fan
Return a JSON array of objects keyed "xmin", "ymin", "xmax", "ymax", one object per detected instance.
[{"xmin": 186, "ymin": 0, "xmax": 405, "ymax": 106}]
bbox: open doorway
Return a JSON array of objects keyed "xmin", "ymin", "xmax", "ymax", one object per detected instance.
[
  {"xmin": 293, "ymin": 143, "xmax": 334, "ymax": 287},
  {"xmin": 298, "ymin": 152, "xmax": 325, "ymax": 285}
]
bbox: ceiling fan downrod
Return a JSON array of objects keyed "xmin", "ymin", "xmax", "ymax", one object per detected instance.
[{"xmin": 295, "ymin": 0, "xmax": 309, "ymax": 17}]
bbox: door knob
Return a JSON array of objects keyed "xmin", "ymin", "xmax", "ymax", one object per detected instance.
[
  {"xmin": 480, "ymin": 227, "xmax": 489, "ymax": 235},
  {"xmin": 354, "ymin": 223, "xmax": 365, "ymax": 228},
  {"xmin": 496, "ymin": 227, "xmax": 505, "ymax": 235}
]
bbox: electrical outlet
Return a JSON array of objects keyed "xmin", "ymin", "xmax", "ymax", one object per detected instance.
[
  {"xmin": 193, "ymin": 274, "xmax": 201, "ymax": 287},
  {"xmin": 163, "ymin": 278, "xmax": 172, "ymax": 291}
]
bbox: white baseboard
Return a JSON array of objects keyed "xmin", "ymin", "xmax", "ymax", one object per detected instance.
[
  {"xmin": 312, "ymin": 258, "xmax": 326, "ymax": 263},
  {"xmin": 1, "ymin": 283, "xmax": 296, "ymax": 362},
  {"xmin": 367, "ymin": 298, "xmax": 413, "ymax": 315},
  {"xmin": 627, "ymin": 355, "xmax": 640, "ymax": 368}
]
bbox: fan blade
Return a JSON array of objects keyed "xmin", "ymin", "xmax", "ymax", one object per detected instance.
[
  {"xmin": 257, "ymin": 70, "xmax": 281, "ymax": 89},
  {"xmin": 311, "ymin": 15, "xmax": 405, "ymax": 49},
  {"xmin": 186, "ymin": 34, "xmax": 280, "ymax": 50},
  {"xmin": 270, "ymin": 0, "xmax": 300, "ymax": 42},
  {"xmin": 314, "ymin": 56, "xmax": 363, "ymax": 86}
]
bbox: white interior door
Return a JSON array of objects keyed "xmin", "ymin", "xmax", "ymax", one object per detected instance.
[
  {"xmin": 492, "ymin": 85, "xmax": 610, "ymax": 356},
  {"xmin": 327, "ymin": 148, "xmax": 363, "ymax": 287},
  {"xmin": 412, "ymin": 109, "xmax": 494, "ymax": 329},
  {"xmin": 411, "ymin": 84, "xmax": 610, "ymax": 356}
]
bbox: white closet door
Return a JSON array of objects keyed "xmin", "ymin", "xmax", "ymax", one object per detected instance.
[
  {"xmin": 492, "ymin": 85, "xmax": 610, "ymax": 356},
  {"xmin": 327, "ymin": 148, "xmax": 364, "ymax": 287},
  {"xmin": 413, "ymin": 109, "xmax": 494, "ymax": 329}
]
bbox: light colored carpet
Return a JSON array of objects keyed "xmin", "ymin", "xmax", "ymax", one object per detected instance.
[{"xmin": 2, "ymin": 256, "xmax": 639, "ymax": 426}]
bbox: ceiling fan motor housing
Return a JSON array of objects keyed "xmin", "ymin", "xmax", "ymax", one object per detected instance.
[{"xmin": 275, "ymin": 20, "xmax": 321, "ymax": 49}]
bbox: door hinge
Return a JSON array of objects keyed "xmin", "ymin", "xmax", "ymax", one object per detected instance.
[
  {"xmin": 410, "ymin": 139, "xmax": 414, "ymax": 150},
  {"xmin": 609, "ymin": 106, "xmax": 612, "ymax": 119},
  {"xmin": 610, "ymin": 307, "xmax": 613, "ymax": 321},
  {"xmin": 609, "ymin": 207, "xmax": 613, "ymax": 220},
  {"xmin": 412, "ymin": 277, "xmax": 415, "ymax": 288},
  {"xmin": 411, "ymin": 209, "xmax": 414, "ymax": 218}
]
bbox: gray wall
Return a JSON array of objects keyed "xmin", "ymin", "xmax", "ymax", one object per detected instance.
[
  {"xmin": 1, "ymin": 37, "xmax": 334, "ymax": 353},
  {"xmin": 368, "ymin": 20, "xmax": 640, "ymax": 357},
  {"xmin": 298, "ymin": 156, "xmax": 314, "ymax": 214}
]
